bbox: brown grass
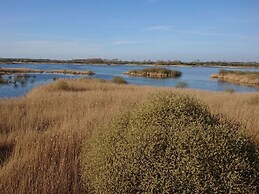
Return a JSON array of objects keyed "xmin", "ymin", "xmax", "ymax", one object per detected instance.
[{"xmin": 0, "ymin": 78, "xmax": 259, "ymax": 193}]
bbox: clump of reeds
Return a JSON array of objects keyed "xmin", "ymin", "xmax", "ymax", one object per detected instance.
[
  {"xmin": 176, "ymin": 81, "xmax": 188, "ymax": 88},
  {"xmin": 212, "ymin": 69, "xmax": 259, "ymax": 85},
  {"xmin": 111, "ymin": 76, "xmax": 127, "ymax": 84},
  {"xmin": 54, "ymin": 80, "xmax": 69, "ymax": 90},
  {"xmin": 224, "ymin": 87, "xmax": 235, "ymax": 93}
]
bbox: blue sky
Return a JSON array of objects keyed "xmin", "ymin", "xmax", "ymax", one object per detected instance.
[{"xmin": 0, "ymin": 0, "xmax": 258, "ymax": 61}]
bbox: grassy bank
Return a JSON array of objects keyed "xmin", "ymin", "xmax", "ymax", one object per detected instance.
[
  {"xmin": 211, "ymin": 69, "xmax": 259, "ymax": 85},
  {"xmin": 0, "ymin": 78, "xmax": 259, "ymax": 193},
  {"xmin": 124, "ymin": 67, "xmax": 182, "ymax": 78},
  {"xmin": 0, "ymin": 68, "xmax": 95, "ymax": 76}
]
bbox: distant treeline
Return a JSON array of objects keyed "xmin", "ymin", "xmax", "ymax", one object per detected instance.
[{"xmin": 0, "ymin": 58, "xmax": 258, "ymax": 67}]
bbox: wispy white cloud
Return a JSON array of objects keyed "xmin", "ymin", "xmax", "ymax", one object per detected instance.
[
  {"xmin": 222, "ymin": 18, "xmax": 259, "ymax": 23},
  {"xmin": 147, "ymin": 25, "xmax": 172, "ymax": 31},
  {"xmin": 170, "ymin": 29, "xmax": 259, "ymax": 41},
  {"xmin": 146, "ymin": 25, "xmax": 259, "ymax": 41},
  {"xmin": 112, "ymin": 40, "xmax": 140, "ymax": 45}
]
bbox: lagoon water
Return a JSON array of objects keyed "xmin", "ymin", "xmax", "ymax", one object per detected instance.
[{"xmin": 0, "ymin": 63, "xmax": 259, "ymax": 98}]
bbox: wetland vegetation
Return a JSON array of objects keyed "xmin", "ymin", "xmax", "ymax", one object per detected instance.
[
  {"xmin": 0, "ymin": 78, "xmax": 259, "ymax": 193},
  {"xmin": 211, "ymin": 69, "xmax": 259, "ymax": 85},
  {"xmin": 0, "ymin": 68, "xmax": 95, "ymax": 76},
  {"xmin": 124, "ymin": 67, "xmax": 182, "ymax": 78}
]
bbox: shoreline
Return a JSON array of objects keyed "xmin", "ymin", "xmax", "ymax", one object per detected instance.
[
  {"xmin": 1, "ymin": 62, "xmax": 259, "ymax": 69},
  {"xmin": 1, "ymin": 77, "xmax": 258, "ymax": 100}
]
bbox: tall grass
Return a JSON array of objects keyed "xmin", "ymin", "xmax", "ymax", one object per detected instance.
[
  {"xmin": 0, "ymin": 79, "xmax": 158, "ymax": 193},
  {"xmin": 0, "ymin": 78, "xmax": 259, "ymax": 193}
]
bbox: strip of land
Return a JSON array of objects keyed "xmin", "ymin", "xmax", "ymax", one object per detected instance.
[
  {"xmin": 124, "ymin": 67, "xmax": 182, "ymax": 78},
  {"xmin": 1, "ymin": 57, "xmax": 259, "ymax": 68},
  {"xmin": 0, "ymin": 68, "xmax": 94, "ymax": 75},
  {"xmin": 211, "ymin": 70, "xmax": 259, "ymax": 85}
]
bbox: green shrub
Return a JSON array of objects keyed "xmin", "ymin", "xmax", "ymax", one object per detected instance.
[
  {"xmin": 224, "ymin": 87, "xmax": 235, "ymax": 93},
  {"xmin": 112, "ymin": 76, "xmax": 127, "ymax": 84},
  {"xmin": 0, "ymin": 143, "xmax": 13, "ymax": 166},
  {"xmin": 88, "ymin": 70, "xmax": 95, "ymax": 76},
  {"xmin": 0, "ymin": 75, "xmax": 8, "ymax": 84},
  {"xmin": 176, "ymin": 81, "xmax": 188, "ymax": 88},
  {"xmin": 55, "ymin": 80, "xmax": 69, "ymax": 90},
  {"xmin": 82, "ymin": 92, "xmax": 259, "ymax": 193}
]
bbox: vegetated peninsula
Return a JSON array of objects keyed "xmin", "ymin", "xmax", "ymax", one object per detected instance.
[
  {"xmin": 124, "ymin": 67, "xmax": 182, "ymax": 78},
  {"xmin": 211, "ymin": 70, "xmax": 259, "ymax": 85},
  {"xmin": 0, "ymin": 68, "xmax": 95, "ymax": 76}
]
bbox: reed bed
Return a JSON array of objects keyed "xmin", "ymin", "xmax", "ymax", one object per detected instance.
[
  {"xmin": 0, "ymin": 68, "xmax": 94, "ymax": 75},
  {"xmin": 124, "ymin": 67, "xmax": 182, "ymax": 78},
  {"xmin": 0, "ymin": 78, "xmax": 258, "ymax": 193},
  {"xmin": 211, "ymin": 69, "xmax": 259, "ymax": 85}
]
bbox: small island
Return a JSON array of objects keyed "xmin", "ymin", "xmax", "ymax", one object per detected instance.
[
  {"xmin": 124, "ymin": 67, "xmax": 182, "ymax": 78},
  {"xmin": 211, "ymin": 70, "xmax": 259, "ymax": 85}
]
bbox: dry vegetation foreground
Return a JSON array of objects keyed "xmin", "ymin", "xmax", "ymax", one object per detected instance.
[{"xmin": 0, "ymin": 78, "xmax": 259, "ymax": 193}]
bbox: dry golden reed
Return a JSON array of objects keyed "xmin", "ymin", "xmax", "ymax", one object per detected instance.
[{"xmin": 0, "ymin": 78, "xmax": 259, "ymax": 193}]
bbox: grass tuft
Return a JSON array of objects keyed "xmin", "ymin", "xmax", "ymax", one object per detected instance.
[
  {"xmin": 111, "ymin": 76, "xmax": 127, "ymax": 84},
  {"xmin": 0, "ymin": 142, "xmax": 13, "ymax": 166},
  {"xmin": 176, "ymin": 81, "xmax": 188, "ymax": 88},
  {"xmin": 224, "ymin": 87, "xmax": 235, "ymax": 93},
  {"xmin": 54, "ymin": 80, "xmax": 69, "ymax": 90}
]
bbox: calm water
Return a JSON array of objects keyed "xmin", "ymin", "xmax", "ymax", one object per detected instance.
[{"xmin": 0, "ymin": 63, "xmax": 259, "ymax": 98}]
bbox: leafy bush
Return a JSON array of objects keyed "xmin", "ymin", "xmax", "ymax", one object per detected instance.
[
  {"xmin": 0, "ymin": 75, "xmax": 8, "ymax": 84},
  {"xmin": 0, "ymin": 143, "xmax": 13, "ymax": 165},
  {"xmin": 176, "ymin": 81, "xmax": 188, "ymax": 88},
  {"xmin": 88, "ymin": 70, "xmax": 95, "ymax": 76},
  {"xmin": 224, "ymin": 87, "xmax": 235, "ymax": 93},
  {"xmin": 55, "ymin": 80, "xmax": 69, "ymax": 90},
  {"xmin": 112, "ymin": 76, "xmax": 127, "ymax": 84},
  {"xmin": 82, "ymin": 92, "xmax": 259, "ymax": 193}
]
